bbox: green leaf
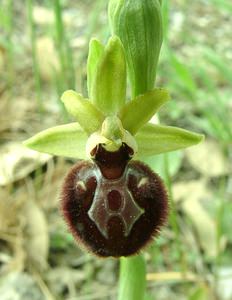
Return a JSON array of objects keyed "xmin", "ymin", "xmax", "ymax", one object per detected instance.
[
  {"xmin": 61, "ymin": 90, "xmax": 104, "ymax": 135},
  {"xmin": 23, "ymin": 123, "xmax": 88, "ymax": 159},
  {"xmin": 118, "ymin": 256, "xmax": 146, "ymax": 300},
  {"xmin": 92, "ymin": 36, "xmax": 127, "ymax": 115},
  {"xmin": 87, "ymin": 38, "xmax": 104, "ymax": 99},
  {"xmin": 136, "ymin": 123, "xmax": 204, "ymax": 157},
  {"xmin": 119, "ymin": 88, "xmax": 170, "ymax": 135}
]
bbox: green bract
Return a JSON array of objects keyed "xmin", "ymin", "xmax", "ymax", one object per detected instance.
[
  {"xmin": 109, "ymin": 0, "xmax": 163, "ymax": 97},
  {"xmin": 24, "ymin": 36, "xmax": 204, "ymax": 159}
]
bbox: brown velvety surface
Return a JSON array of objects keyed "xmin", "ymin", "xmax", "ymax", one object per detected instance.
[{"xmin": 60, "ymin": 158, "xmax": 168, "ymax": 257}]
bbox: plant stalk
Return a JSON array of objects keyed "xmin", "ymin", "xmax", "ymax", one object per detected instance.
[
  {"xmin": 118, "ymin": 256, "xmax": 146, "ymax": 300},
  {"xmin": 27, "ymin": 0, "xmax": 43, "ymax": 113}
]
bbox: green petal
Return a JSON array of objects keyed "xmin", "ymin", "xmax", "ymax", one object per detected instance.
[
  {"xmin": 61, "ymin": 90, "xmax": 104, "ymax": 135},
  {"xmin": 119, "ymin": 88, "xmax": 170, "ymax": 135},
  {"xmin": 23, "ymin": 123, "xmax": 88, "ymax": 159},
  {"xmin": 87, "ymin": 38, "xmax": 104, "ymax": 99},
  {"xmin": 92, "ymin": 36, "xmax": 127, "ymax": 115},
  {"xmin": 135, "ymin": 123, "xmax": 204, "ymax": 157}
]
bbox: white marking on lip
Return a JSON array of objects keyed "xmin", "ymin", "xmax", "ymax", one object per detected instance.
[
  {"xmin": 76, "ymin": 181, "xmax": 87, "ymax": 191},
  {"xmin": 137, "ymin": 177, "xmax": 149, "ymax": 188}
]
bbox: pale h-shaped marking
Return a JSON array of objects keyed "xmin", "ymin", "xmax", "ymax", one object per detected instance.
[{"xmin": 87, "ymin": 165, "xmax": 144, "ymax": 239}]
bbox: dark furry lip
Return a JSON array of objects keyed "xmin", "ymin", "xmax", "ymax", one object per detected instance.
[{"xmin": 60, "ymin": 145, "xmax": 168, "ymax": 258}]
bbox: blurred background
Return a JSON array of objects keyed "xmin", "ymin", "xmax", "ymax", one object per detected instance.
[{"xmin": 0, "ymin": 0, "xmax": 231, "ymax": 299}]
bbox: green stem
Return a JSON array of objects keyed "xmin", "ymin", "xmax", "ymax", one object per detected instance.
[
  {"xmin": 52, "ymin": 0, "xmax": 74, "ymax": 120},
  {"xmin": 53, "ymin": 0, "xmax": 66, "ymax": 81},
  {"xmin": 27, "ymin": 0, "xmax": 43, "ymax": 113},
  {"xmin": 53, "ymin": 0, "xmax": 76, "ymax": 90},
  {"xmin": 118, "ymin": 256, "xmax": 146, "ymax": 300}
]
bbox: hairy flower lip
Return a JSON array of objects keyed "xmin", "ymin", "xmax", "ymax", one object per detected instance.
[{"xmin": 60, "ymin": 157, "xmax": 169, "ymax": 257}]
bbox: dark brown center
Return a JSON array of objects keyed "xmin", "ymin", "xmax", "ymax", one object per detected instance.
[{"xmin": 107, "ymin": 190, "xmax": 122, "ymax": 211}]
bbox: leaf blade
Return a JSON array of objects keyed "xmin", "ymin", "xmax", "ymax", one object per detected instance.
[
  {"xmin": 61, "ymin": 90, "xmax": 104, "ymax": 135},
  {"xmin": 136, "ymin": 123, "xmax": 204, "ymax": 157},
  {"xmin": 23, "ymin": 123, "xmax": 88, "ymax": 159},
  {"xmin": 119, "ymin": 88, "xmax": 170, "ymax": 135},
  {"xmin": 92, "ymin": 36, "xmax": 127, "ymax": 115}
]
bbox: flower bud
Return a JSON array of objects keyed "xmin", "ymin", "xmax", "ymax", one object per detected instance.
[{"xmin": 109, "ymin": 0, "xmax": 163, "ymax": 97}]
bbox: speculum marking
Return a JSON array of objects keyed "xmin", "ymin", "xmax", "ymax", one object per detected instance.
[{"xmin": 87, "ymin": 166, "xmax": 144, "ymax": 239}]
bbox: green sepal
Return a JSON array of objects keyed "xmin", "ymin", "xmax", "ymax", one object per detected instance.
[
  {"xmin": 119, "ymin": 88, "xmax": 170, "ymax": 135},
  {"xmin": 135, "ymin": 123, "xmax": 204, "ymax": 157},
  {"xmin": 87, "ymin": 38, "xmax": 104, "ymax": 99},
  {"xmin": 23, "ymin": 123, "xmax": 88, "ymax": 159},
  {"xmin": 61, "ymin": 90, "xmax": 104, "ymax": 135},
  {"xmin": 92, "ymin": 36, "xmax": 127, "ymax": 115}
]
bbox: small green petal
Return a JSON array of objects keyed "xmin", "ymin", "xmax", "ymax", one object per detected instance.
[
  {"xmin": 119, "ymin": 88, "xmax": 170, "ymax": 135},
  {"xmin": 61, "ymin": 90, "xmax": 104, "ymax": 135},
  {"xmin": 23, "ymin": 123, "xmax": 88, "ymax": 159},
  {"xmin": 135, "ymin": 123, "xmax": 204, "ymax": 157},
  {"xmin": 87, "ymin": 38, "xmax": 104, "ymax": 99},
  {"xmin": 92, "ymin": 36, "xmax": 127, "ymax": 115}
]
